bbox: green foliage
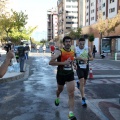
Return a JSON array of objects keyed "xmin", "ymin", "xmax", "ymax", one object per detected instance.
[
  {"xmin": 12, "ymin": 10, "xmax": 28, "ymax": 31},
  {"xmin": 88, "ymin": 34, "xmax": 94, "ymax": 42},
  {"xmin": 0, "ymin": 14, "xmax": 14, "ymax": 33},
  {"xmin": 0, "ymin": 9, "xmax": 37, "ymax": 43},
  {"xmin": 68, "ymin": 27, "xmax": 82, "ymax": 39}
]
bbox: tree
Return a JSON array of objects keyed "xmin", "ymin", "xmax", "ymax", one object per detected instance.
[
  {"xmin": 9, "ymin": 26, "xmax": 37, "ymax": 43},
  {"xmin": 0, "ymin": 0, "xmax": 9, "ymax": 16},
  {"xmin": 68, "ymin": 29, "xmax": 75, "ymax": 39},
  {"xmin": 106, "ymin": 10, "xmax": 120, "ymax": 35},
  {"xmin": 68, "ymin": 27, "xmax": 82, "ymax": 40},
  {"xmin": 75, "ymin": 27, "xmax": 82, "ymax": 39},
  {"xmin": 96, "ymin": 11, "xmax": 120, "ymax": 53},
  {"xmin": 12, "ymin": 10, "xmax": 28, "ymax": 31},
  {"xmin": 88, "ymin": 34, "xmax": 95, "ymax": 49},
  {"xmin": 0, "ymin": 10, "xmax": 28, "ymax": 42},
  {"xmin": 96, "ymin": 13, "xmax": 106, "ymax": 35},
  {"xmin": 0, "ymin": 13, "xmax": 15, "ymax": 41}
]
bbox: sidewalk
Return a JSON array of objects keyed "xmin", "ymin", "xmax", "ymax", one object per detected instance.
[{"xmin": 0, "ymin": 51, "xmax": 29, "ymax": 83}]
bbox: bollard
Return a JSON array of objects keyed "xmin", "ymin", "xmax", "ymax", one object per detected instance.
[{"xmin": 115, "ymin": 53, "xmax": 117, "ymax": 61}]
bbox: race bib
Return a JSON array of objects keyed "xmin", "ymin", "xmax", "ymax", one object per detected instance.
[
  {"xmin": 63, "ymin": 64, "xmax": 72, "ymax": 70},
  {"xmin": 79, "ymin": 64, "xmax": 86, "ymax": 69}
]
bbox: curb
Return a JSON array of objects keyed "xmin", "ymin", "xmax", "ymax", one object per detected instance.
[
  {"xmin": 0, "ymin": 73, "xmax": 25, "ymax": 83},
  {"xmin": 0, "ymin": 64, "xmax": 29, "ymax": 84},
  {"xmin": 74, "ymin": 75, "xmax": 120, "ymax": 80}
]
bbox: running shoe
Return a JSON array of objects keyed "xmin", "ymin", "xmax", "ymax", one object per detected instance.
[
  {"xmin": 55, "ymin": 98, "xmax": 60, "ymax": 106},
  {"xmin": 82, "ymin": 98, "xmax": 87, "ymax": 107},
  {"xmin": 68, "ymin": 113, "xmax": 77, "ymax": 120}
]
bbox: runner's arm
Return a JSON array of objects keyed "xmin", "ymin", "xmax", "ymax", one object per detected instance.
[
  {"xmin": 88, "ymin": 47, "xmax": 93, "ymax": 61},
  {"xmin": 49, "ymin": 50, "xmax": 72, "ymax": 66},
  {"xmin": 0, "ymin": 50, "xmax": 14, "ymax": 78}
]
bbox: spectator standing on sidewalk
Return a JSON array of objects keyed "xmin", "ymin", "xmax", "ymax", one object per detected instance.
[
  {"xmin": 36, "ymin": 45, "xmax": 40, "ymax": 53},
  {"xmin": 25, "ymin": 43, "xmax": 30, "ymax": 59},
  {"xmin": 4, "ymin": 41, "xmax": 12, "ymax": 53},
  {"xmin": 75, "ymin": 37, "xmax": 93, "ymax": 107},
  {"xmin": 0, "ymin": 50, "xmax": 14, "ymax": 78},
  {"xmin": 42, "ymin": 44, "xmax": 46, "ymax": 53},
  {"xmin": 49, "ymin": 36, "xmax": 77, "ymax": 120},
  {"xmin": 92, "ymin": 45, "xmax": 97, "ymax": 58},
  {"xmin": 18, "ymin": 42, "xmax": 26, "ymax": 72}
]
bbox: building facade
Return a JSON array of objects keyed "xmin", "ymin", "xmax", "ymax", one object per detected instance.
[
  {"xmin": 57, "ymin": 0, "xmax": 79, "ymax": 40},
  {"xmin": 82, "ymin": 0, "xmax": 120, "ymax": 54},
  {"xmin": 47, "ymin": 8, "xmax": 58, "ymax": 42}
]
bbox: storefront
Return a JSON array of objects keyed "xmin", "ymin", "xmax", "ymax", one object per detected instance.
[{"xmin": 102, "ymin": 36, "xmax": 120, "ymax": 56}]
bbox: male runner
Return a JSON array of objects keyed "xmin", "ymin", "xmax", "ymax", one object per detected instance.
[
  {"xmin": 49, "ymin": 36, "xmax": 77, "ymax": 120},
  {"xmin": 75, "ymin": 38, "xmax": 93, "ymax": 107}
]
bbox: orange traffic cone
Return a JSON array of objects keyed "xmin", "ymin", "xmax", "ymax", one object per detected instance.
[{"xmin": 89, "ymin": 68, "xmax": 93, "ymax": 79}]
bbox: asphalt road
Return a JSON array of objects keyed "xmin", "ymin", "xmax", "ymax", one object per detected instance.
[{"xmin": 0, "ymin": 52, "xmax": 119, "ymax": 120}]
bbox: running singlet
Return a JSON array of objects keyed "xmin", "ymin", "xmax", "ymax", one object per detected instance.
[
  {"xmin": 75, "ymin": 46, "xmax": 89, "ymax": 69},
  {"xmin": 57, "ymin": 48, "xmax": 74, "ymax": 74}
]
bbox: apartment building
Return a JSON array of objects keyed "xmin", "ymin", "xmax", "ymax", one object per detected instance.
[
  {"xmin": 85, "ymin": 0, "xmax": 120, "ymax": 25},
  {"xmin": 57, "ymin": 0, "xmax": 79, "ymax": 40},
  {"xmin": 47, "ymin": 8, "xmax": 58, "ymax": 41},
  {"xmin": 83, "ymin": 0, "xmax": 120, "ymax": 54},
  {"xmin": 78, "ymin": 0, "xmax": 86, "ymax": 27}
]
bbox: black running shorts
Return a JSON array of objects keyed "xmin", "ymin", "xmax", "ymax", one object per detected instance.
[
  {"xmin": 56, "ymin": 72, "xmax": 74, "ymax": 85},
  {"xmin": 76, "ymin": 65, "xmax": 89, "ymax": 80}
]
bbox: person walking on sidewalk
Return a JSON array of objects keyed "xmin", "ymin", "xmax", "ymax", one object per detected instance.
[
  {"xmin": 17, "ymin": 42, "xmax": 26, "ymax": 72},
  {"xmin": 49, "ymin": 36, "xmax": 77, "ymax": 120},
  {"xmin": 25, "ymin": 43, "xmax": 30, "ymax": 59},
  {"xmin": 92, "ymin": 45, "xmax": 97, "ymax": 58},
  {"xmin": 75, "ymin": 37, "xmax": 93, "ymax": 107},
  {"xmin": 0, "ymin": 50, "xmax": 14, "ymax": 78}
]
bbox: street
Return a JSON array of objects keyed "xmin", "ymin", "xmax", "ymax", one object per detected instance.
[{"xmin": 0, "ymin": 52, "xmax": 120, "ymax": 120}]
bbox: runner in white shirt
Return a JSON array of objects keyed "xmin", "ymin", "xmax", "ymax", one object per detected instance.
[{"xmin": 74, "ymin": 37, "xmax": 93, "ymax": 107}]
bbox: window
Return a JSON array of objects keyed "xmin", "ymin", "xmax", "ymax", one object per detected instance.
[
  {"xmin": 72, "ymin": 0, "xmax": 77, "ymax": 2},
  {"xmin": 99, "ymin": 6, "xmax": 101, "ymax": 10},
  {"xmin": 66, "ymin": 22, "xmax": 78, "ymax": 24},
  {"xmin": 86, "ymin": 19, "xmax": 88, "ymax": 22},
  {"xmin": 91, "ymin": 17, "xmax": 94, "ymax": 21},
  {"xmin": 110, "ymin": 0, "xmax": 115, "ymax": 3},
  {"xmin": 102, "ymin": 3, "xmax": 105, "ymax": 7},
  {"xmin": 66, "ymin": 27, "xmax": 71, "ymax": 29},
  {"xmin": 66, "ymin": 5, "xmax": 71, "ymax": 8},
  {"xmin": 66, "ymin": 16, "xmax": 78, "ymax": 19},
  {"xmin": 66, "ymin": 0, "xmax": 71, "ymax": 2},
  {"xmin": 91, "ymin": 9, "xmax": 94, "ymax": 13},
  {"xmin": 66, "ymin": 11, "xmax": 71, "ymax": 13},
  {"xmin": 103, "ymin": 12, "xmax": 105, "ymax": 16},
  {"xmin": 109, "ymin": 8, "xmax": 115, "ymax": 13},
  {"xmin": 91, "ymin": 2, "xmax": 94, "ymax": 6},
  {"xmin": 72, "ymin": 6, "xmax": 78, "ymax": 8},
  {"xmin": 86, "ymin": 12, "xmax": 88, "ymax": 15},
  {"xmin": 72, "ymin": 11, "xmax": 78, "ymax": 13}
]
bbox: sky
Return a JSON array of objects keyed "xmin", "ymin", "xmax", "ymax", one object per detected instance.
[{"xmin": 9, "ymin": 0, "xmax": 57, "ymax": 41}]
